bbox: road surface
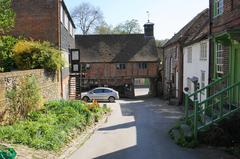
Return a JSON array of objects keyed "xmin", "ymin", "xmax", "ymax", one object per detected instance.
[{"xmin": 69, "ymin": 97, "xmax": 236, "ymax": 159}]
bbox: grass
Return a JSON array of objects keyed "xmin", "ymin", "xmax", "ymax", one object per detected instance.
[{"xmin": 0, "ymin": 100, "xmax": 110, "ymax": 151}]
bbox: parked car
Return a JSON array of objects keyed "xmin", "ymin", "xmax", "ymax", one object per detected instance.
[{"xmin": 81, "ymin": 87, "xmax": 119, "ymax": 102}]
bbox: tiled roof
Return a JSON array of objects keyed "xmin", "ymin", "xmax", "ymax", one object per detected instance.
[
  {"xmin": 164, "ymin": 8, "xmax": 209, "ymax": 47},
  {"xmin": 75, "ymin": 34, "xmax": 159, "ymax": 63}
]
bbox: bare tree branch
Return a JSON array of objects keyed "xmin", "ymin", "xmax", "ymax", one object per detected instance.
[{"xmin": 71, "ymin": 2, "xmax": 104, "ymax": 35}]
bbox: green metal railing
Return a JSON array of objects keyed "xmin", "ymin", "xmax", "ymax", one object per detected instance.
[
  {"xmin": 190, "ymin": 81, "xmax": 240, "ymax": 139},
  {"xmin": 184, "ymin": 75, "xmax": 229, "ymax": 119}
]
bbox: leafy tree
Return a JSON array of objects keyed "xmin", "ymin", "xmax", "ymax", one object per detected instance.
[
  {"xmin": 0, "ymin": 0, "xmax": 15, "ymax": 34},
  {"xmin": 72, "ymin": 2, "xmax": 104, "ymax": 35},
  {"xmin": 113, "ymin": 19, "xmax": 142, "ymax": 34},
  {"xmin": 94, "ymin": 22, "xmax": 113, "ymax": 34},
  {"xmin": 156, "ymin": 39, "xmax": 169, "ymax": 47},
  {"xmin": 94, "ymin": 19, "xmax": 142, "ymax": 35}
]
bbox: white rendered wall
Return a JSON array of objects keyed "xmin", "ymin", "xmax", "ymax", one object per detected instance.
[{"xmin": 183, "ymin": 39, "xmax": 209, "ymax": 101}]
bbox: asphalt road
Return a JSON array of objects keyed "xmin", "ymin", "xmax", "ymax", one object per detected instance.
[{"xmin": 69, "ymin": 97, "xmax": 236, "ymax": 159}]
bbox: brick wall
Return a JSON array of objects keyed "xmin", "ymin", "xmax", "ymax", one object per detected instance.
[
  {"xmin": 0, "ymin": 69, "xmax": 61, "ymax": 123},
  {"xmin": 163, "ymin": 44, "xmax": 178, "ymax": 97},
  {"xmin": 11, "ymin": 0, "xmax": 59, "ymax": 46},
  {"xmin": 212, "ymin": 0, "xmax": 240, "ymax": 33}
]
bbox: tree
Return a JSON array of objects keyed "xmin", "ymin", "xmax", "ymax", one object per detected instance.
[
  {"xmin": 113, "ymin": 19, "xmax": 142, "ymax": 34},
  {"xmin": 94, "ymin": 22, "xmax": 113, "ymax": 34},
  {"xmin": 0, "ymin": 0, "xmax": 15, "ymax": 34},
  {"xmin": 72, "ymin": 2, "xmax": 104, "ymax": 35},
  {"xmin": 155, "ymin": 39, "xmax": 169, "ymax": 47}
]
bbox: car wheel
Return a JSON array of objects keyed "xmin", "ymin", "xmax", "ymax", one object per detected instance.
[
  {"xmin": 82, "ymin": 96, "xmax": 90, "ymax": 102},
  {"xmin": 108, "ymin": 96, "xmax": 115, "ymax": 103}
]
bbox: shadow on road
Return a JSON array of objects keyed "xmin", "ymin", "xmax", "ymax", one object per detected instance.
[{"xmin": 94, "ymin": 97, "xmax": 236, "ymax": 159}]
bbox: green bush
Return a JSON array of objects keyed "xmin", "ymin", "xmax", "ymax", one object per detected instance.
[
  {"xmin": 13, "ymin": 40, "xmax": 64, "ymax": 71},
  {"xmin": 0, "ymin": 0, "xmax": 15, "ymax": 34},
  {"xmin": 0, "ymin": 100, "xmax": 110, "ymax": 151},
  {"xmin": 6, "ymin": 76, "xmax": 43, "ymax": 122},
  {"xmin": 0, "ymin": 36, "xmax": 17, "ymax": 72}
]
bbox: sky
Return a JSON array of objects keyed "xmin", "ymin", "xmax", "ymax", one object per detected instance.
[{"xmin": 65, "ymin": 0, "xmax": 209, "ymax": 40}]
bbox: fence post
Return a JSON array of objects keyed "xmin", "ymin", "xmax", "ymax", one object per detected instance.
[
  {"xmin": 185, "ymin": 93, "xmax": 189, "ymax": 119},
  {"xmin": 194, "ymin": 100, "xmax": 199, "ymax": 140}
]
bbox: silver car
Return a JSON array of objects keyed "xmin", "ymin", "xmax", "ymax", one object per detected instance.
[{"xmin": 81, "ymin": 87, "xmax": 119, "ymax": 102}]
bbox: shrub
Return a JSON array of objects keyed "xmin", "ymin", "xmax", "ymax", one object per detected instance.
[
  {"xmin": 0, "ymin": 100, "xmax": 110, "ymax": 151},
  {"xmin": 13, "ymin": 40, "xmax": 64, "ymax": 71},
  {"xmin": 0, "ymin": 36, "xmax": 17, "ymax": 72},
  {"xmin": 6, "ymin": 76, "xmax": 43, "ymax": 122},
  {"xmin": 0, "ymin": 0, "xmax": 15, "ymax": 34}
]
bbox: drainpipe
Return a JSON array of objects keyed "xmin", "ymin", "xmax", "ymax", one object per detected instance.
[{"xmin": 209, "ymin": 0, "xmax": 213, "ymax": 84}]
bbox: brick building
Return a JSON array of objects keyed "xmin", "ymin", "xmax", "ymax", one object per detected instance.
[
  {"xmin": 210, "ymin": 0, "xmax": 240, "ymax": 84},
  {"xmin": 11, "ymin": 0, "xmax": 75, "ymax": 99},
  {"xmin": 73, "ymin": 23, "xmax": 159, "ymax": 97},
  {"xmin": 163, "ymin": 9, "xmax": 209, "ymax": 105}
]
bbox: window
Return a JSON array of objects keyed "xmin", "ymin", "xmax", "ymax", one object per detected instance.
[
  {"xmin": 60, "ymin": 5, "xmax": 63, "ymax": 23},
  {"xmin": 139, "ymin": 63, "xmax": 147, "ymax": 69},
  {"xmin": 70, "ymin": 23, "xmax": 74, "ymax": 37},
  {"xmin": 64, "ymin": 12, "xmax": 68, "ymax": 30},
  {"xmin": 116, "ymin": 63, "xmax": 126, "ymax": 70},
  {"xmin": 73, "ymin": 64, "xmax": 79, "ymax": 72},
  {"xmin": 216, "ymin": 43, "xmax": 224, "ymax": 74},
  {"xmin": 200, "ymin": 42, "xmax": 207, "ymax": 60},
  {"xmin": 215, "ymin": 0, "xmax": 224, "ymax": 16},
  {"xmin": 201, "ymin": 71, "xmax": 206, "ymax": 94},
  {"xmin": 71, "ymin": 50, "xmax": 79, "ymax": 60},
  {"xmin": 93, "ymin": 89, "xmax": 104, "ymax": 94},
  {"xmin": 187, "ymin": 47, "xmax": 192, "ymax": 63},
  {"xmin": 103, "ymin": 89, "xmax": 112, "ymax": 93}
]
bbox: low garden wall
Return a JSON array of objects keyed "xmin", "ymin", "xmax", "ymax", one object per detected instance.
[{"xmin": 0, "ymin": 69, "xmax": 61, "ymax": 123}]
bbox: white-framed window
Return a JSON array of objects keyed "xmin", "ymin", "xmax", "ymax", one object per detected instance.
[
  {"xmin": 71, "ymin": 50, "xmax": 79, "ymax": 60},
  {"xmin": 187, "ymin": 47, "xmax": 192, "ymax": 63},
  {"xmin": 64, "ymin": 12, "xmax": 69, "ymax": 30},
  {"xmin": 215, "ymin": 0, "xmax": 224, "ymax": 16},
  {"xmin": 60, "ymin": 5, "xmax": 63, "ymax": 23},
  {"xmin": 200, "ymin": 42, "xmax": 207, "ymax": 60},
  {"xmin": 216, "ymin": 43, "xmax": 224, "ymax": 74}
]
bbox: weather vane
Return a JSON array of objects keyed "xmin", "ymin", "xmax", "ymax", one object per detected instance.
[{"xmin": 146, "ymin": 11, "xmax": 150, "ymax": 23}]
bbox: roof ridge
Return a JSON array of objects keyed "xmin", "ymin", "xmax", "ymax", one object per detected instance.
[
  {"xmin": 164, "ymin": 8, "xmax": 209, "ymax": 47},
  {"xmin": 75, "ymin": 34, "xmax": 144, "ymax": 37}
]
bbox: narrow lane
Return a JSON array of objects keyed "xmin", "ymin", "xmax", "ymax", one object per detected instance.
[{"xmin": 69, "ymin": 97, "xmax": 236, "ymax": 159}]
